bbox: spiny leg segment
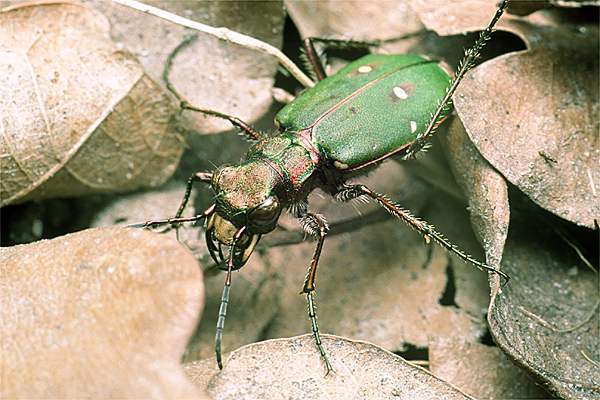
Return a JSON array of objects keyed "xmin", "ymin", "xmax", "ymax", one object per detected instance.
[
  {"xmin": 406, "ymin": 0, "xmax": 509, "ymax": 158},
  {"xmin": 336, "ymin": 185, "xmax": 509, "ymax": 284},
  {"xmin": 300, "ymin": 213, "xmax": 334, "ymax": 374}
]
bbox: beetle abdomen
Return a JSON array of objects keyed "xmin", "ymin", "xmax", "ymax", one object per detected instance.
[{"xmin": 275, "ymin": 54, "xmax": 451, "ymax": 169}]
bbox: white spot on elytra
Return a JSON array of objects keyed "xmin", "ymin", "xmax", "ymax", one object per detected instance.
[
  {"xmin": 358, "ymin": 65, "xmax": 372, "ymax": 73},
  {"xmin": 393, "ymin": 86, "xmax": 409, "ymax": 100},
  {"xmin": 410, "ymin": 121, "xmax": 417, "ymax": 133}
]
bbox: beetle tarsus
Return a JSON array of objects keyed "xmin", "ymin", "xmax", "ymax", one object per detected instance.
[{"xmin": 307, "ymin": 291, "xmax": 334, "ymax": 375}]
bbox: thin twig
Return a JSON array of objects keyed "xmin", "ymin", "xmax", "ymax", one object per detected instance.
[{"xmin": 112, "ymin": 0, "xmax": 315, "ymax": 88}]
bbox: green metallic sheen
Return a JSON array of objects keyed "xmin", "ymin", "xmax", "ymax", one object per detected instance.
[{"xmin": 275, "ymin": 54, "xmax": 452, "ymax": 169}]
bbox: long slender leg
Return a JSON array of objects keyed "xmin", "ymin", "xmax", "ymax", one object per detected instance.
[
  {"xmin": 300, "ymin": 213, "xmax": 333, "ymax": 374},
  {"xmin": 406, "ymin": 0, "xmax": 509, "ymax": 158},
  {"xmin": 336, "ymin": 184, "xmax": 510, "ymax": 284},
  {"xmin": 129, "ymin": 171, "xmax": 212, "ymax": 234},
  {"xmin": 166, "ymin": 171, "xmax": 213, "ymax": 238},
  {"xmin": 164, "ymin": 34, "xmax": 263, "ymax": 141},
  {"xmin": 302, "ymin": 37, "xmax": 380, "ymax": 81},
  {"xmin": 302, "ymin": 32, "xmax": 428, "ymax": 81},
  {"xmin": 175, "ymin": 171, "xmax": 212, "ymax": 220},
  {"xmin": 130, "ymin": 204, "xmax": 215, "ymax": 229}
]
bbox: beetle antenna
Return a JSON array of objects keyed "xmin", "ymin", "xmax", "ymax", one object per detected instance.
[
  {"xmin": 215, "ymin": 268, "xmax": 232, "ymax": 369},
  {"xmin": 215, "ymin": 226, "xmax": 247, "ymax": 369},
  {"xmin": 406, "ymin": 0, "xmax": 509, "ymax": 158},
  {"xmin": 163, "ymin": 34, "xmax": 264, "ymax": 142}
]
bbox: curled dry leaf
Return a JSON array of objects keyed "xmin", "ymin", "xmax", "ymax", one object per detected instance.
[
  {"xmin": 454, "ymin": 20, "xmax": 599, "ymax": 229},
  {"xmin": 489, "ymin": 222, "xmax": 599, "ymax": 399},
  {"xmin": 194, "ymin": 335, "xmax": 472, "ymax": 400},
  {"xmin": 0, "ymin": 227, "xmax": 205, "ymax": 399},
  {"xmin": 0, "ymin": 1, "xmax": 182, "ymax": 206},
  {"xmin": 93, "ymin": 0, "xmax": 285, "ymax": 134},
  {"xmin": 442, "ymin": 118, "xmax": 510, "ymax": 293}
]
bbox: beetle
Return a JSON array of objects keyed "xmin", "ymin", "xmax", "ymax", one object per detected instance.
[{"xmin": 136, "ymin": 0, "xmax": 510, "ymax": 373}]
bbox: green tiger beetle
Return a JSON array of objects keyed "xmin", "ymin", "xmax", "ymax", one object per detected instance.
[{"xmin": 134, "ymin": 0, "xmax": 510, "ymax": 373}]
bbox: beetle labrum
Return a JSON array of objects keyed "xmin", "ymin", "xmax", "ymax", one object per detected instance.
[{"xmin": 136, "ymin": 1, "xmax": 510, "ymax": 373}]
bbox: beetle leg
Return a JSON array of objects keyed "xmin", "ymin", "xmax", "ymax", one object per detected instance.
[
  {"xmin": 164, "ymin": 34, "xmax": 263, "ymax": 141},
  {"xmin": 302, "ymin": 33, "xmax": 429, "ymax": 81},
  {"xmin": 302, "ymin": 37, "xmax": 379, "ymax": 81},
  {"xmin": 169, "ymin": 171, "xmax": 213, "ymax": 239},
  {"xmin": 299, "ymin": 213, "xmax": 334, "ymax": 374},
  {"xmin": 406, "ymin": 0, "xmax": 509, "ymax": 158},
  {"xmin": 302, "ymin": 38, "xmax": 327, "ymax": 81},
  {"xmin": 131, "ymin": 203, "xmax": 216, "ymax": 230},
  {"xmin": 336, "ymin": 185, "xmax": 510, "ymax": 285}
]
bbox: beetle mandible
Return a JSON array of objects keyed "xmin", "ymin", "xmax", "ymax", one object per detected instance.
[{"xmin": 137, "ymin": 0, "xmax": 510, "ymax": 373}]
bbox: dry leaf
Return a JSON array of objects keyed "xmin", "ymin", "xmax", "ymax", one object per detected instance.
[
  {"xmin": 91, "ymin": 0, "xmax": 285, "ymax": 134},
  {"xmin": 0, "ymin": 227, "xmax": 205, "ymax": 398},
  {"xmin": 285, "ymin": 0, "xmax": 422, "ymax": 53},
  {"xmin": 429, "ymin": 337, "xmax": 552, "ymax": 399},
  {"xmin": 454, "ymin": 20, "xmax": 598, "ymax": 229},
  {"xmin": 489, "ymin": 221, "xmax": 599, "ymax": 399},
  {"xmin": 0, "ymin": 1, "xmax": 182, "ymax": 206},
  {"xmin": 200, "ymin": 335, "xmax": 473, "ymax": 400},
  {"xmin": 409, "ymin": 0, "xmax": 509, "ymax": 36}
]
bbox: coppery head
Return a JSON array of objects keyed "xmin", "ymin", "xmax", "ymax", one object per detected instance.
[{"xmin": 207, "ymin": 161, "xmax": 282, "ymax": 269}]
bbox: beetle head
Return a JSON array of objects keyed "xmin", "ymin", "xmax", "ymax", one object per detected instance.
[{"xmin": 208, "ymin": 161, "xmax": 282, "ymax": 269}]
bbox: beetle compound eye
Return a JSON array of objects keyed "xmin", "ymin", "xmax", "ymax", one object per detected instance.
[{"xmin": 249, "ymin": 196, "xmax": 281, "ymax": 228}]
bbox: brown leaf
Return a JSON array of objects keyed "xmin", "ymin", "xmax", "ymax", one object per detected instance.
[
  {"xmin": 409, "ymin": 0, "xmax": 507, "ymax": 36},
  {"xmin": 285, "ymin": 0, "xmax": 422, "ymax": 52},
  {"xmin": 91, "ymin": 186, "xmax": 280, "ymax": 363},
  {"xmin": 488, "ymin": 222, "xmax": 600, "ymax": 399},
  {"xmin": 91, "ymin": 0, "xmax": 285, "ymax": 134},
  {"xmin": 429, "ymin": 337, "xmax": 553, "ymax": 399},
  {"xmin": 0, "ymin": 1, "xmax": 182, "ymax": 206},
  {"xmin": 453, "ymin": 18, "xmax": 599, "ymax": 228},
  {"xmin": 0, "ymin": 227, "xmax": 205, "ymax": 398},
  {"xmin": 198, "ymin": 335, "xmax": 473, "ymax": 400}
]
